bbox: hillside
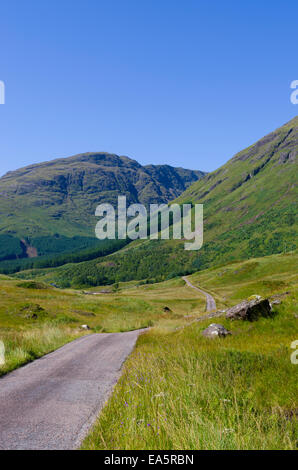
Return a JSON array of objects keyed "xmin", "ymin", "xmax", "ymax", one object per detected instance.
[
  {"xmin": 175, "ymin": 115, "xmax": 298, "ymax": 266},
  {"xmin": 20, "ymin": 116, "xmax": 297, "ymax": 288},
  {"xmin": 0, "ymin": 153, "xmax": 204, "ymax": 261}
]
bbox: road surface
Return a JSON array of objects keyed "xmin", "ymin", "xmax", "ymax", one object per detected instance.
[
  {"xmin": 0, "ymin": 330, "xmax": 145, "ymax": 450},
  {"xmin": 182, "ymin": 276, "xmax": 216, "ymax": 311}
]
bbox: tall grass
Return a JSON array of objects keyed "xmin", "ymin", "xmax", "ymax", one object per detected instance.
[
  {"xmin": 0, "ymin": 275, "xmax": 205, "ymax": 377},
  {"xmin": 0, "ymin": 324, "xmax": 82, "ymax": 376},
  {"xmin": 82, "ymin": 305, "xmax": 298, "ymax": 450}
]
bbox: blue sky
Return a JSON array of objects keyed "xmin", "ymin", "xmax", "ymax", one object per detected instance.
[{"xmin": 0, "ymin": 0, "xmax": 297, "ymax": 176}]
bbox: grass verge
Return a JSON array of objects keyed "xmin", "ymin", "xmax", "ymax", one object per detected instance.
[{"xmin": 0, "ymin": 324, "xmax": 83, "ymax": 377}]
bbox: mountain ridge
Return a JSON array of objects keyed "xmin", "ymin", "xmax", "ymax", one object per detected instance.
[
  {"xmin": 0, "ymin": 152, "xmax": 205, "ymax": 262},
  {"xmin": 0, "ymin": 152, "xmax": 205, "ymax": 237}
]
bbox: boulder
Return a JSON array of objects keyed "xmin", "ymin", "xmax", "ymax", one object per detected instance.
[
  {"xmin": 225, "ymin": 298, "xmax": 272, "ymax": 321},
  {"xmin": 202, "ymin": 323, "xmax": 231, "ymax": 338},
  {"xmin": 80, "ymin": 324, "xmax": 90, "ymax": 330}
]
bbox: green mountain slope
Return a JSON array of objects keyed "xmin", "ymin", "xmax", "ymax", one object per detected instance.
[
  {"xmin": 13, "ymin": 116, "xmax": 297, "ymax": 287},
  {"xmin": 175, "ymin": 115, "xmax": 298, "ymax": 264},
  {"xmin": 0, "ymin": 153, "xmax": 204, "ymax": 260}
]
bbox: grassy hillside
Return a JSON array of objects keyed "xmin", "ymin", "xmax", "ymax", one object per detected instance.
[
  {"xmin": 0, "ymin": 152, "xmax": 204, "ymax": 261},
  {"xmin": 20, "ymin": 116, "xmax": 297, "ymax": 288},
  {"xmin": 82, "ymin": 251, "xmax": 298, "ymax": 450},
  {"xmin": 176, "ymin": 115, "xmax": 298, "ymax": 265}
]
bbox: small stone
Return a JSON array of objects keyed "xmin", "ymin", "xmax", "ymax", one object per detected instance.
[{"xmin": 202, "ymin": 323, "xmax": 231, "ymax": 338}]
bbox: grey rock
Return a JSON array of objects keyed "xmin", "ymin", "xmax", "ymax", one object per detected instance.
[
  {"xmin": 202, "ymin": 323, "xmax": 231, "ymax": 338},
  {"xmin": 226, "ymin": 298, "xmax": 272, "ymax": 321}
]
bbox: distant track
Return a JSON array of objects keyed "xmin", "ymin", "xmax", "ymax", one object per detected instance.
[
  {"xmin": 182, "ymin": 276, "xmax": 216, "ymax": 311},
  {"xmin": 0, "ymin": 330, "xmax": 145, "ymax": 450}
]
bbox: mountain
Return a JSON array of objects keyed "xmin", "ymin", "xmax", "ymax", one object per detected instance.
[
  {"xmin": 21, "ymin": 116, "xmax": 297, "ymax": 287},
  {"xmin": 172, "ymin": 114, "xmax": 297, "ymax": 266},
  {"xmin": 0, "ymin": 153, "xmax": 205, "ymax": 261}
]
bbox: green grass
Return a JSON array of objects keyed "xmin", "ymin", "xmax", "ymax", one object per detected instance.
[
  {"xmin": 187, "ymin": 250, "xmax": 298, "ymax": 310},
  {"xmin": 82, "ymin": 251, "xmax": 298, "ymax": 450},
  {"xmin": 1, "ymin": 251, "xmax": 297, "ymax": 449},
  {"xmin": 0, "ymin": 324, "xmax": 84, "ymax": 377},
  {"xmin": 0, "ymin": 275, "xmax": 206, "ymax": 376}
]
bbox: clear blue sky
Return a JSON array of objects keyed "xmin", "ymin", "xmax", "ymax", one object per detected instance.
[{"xmin": 0, "ymin": 0, "xmax": 297, "ymax": 176}]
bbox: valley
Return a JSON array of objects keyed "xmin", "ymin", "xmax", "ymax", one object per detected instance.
[
  {"xmin": 1, "ymin": 0, "xmax": 297, "ymax": 453},
  {"xmin": 4, "ymin": 116, "xmax": 296, "ymax": 289},
  {"xmin": 0, "ymin": 117, "xmax": 297, "ymax": 450},
  {"xmin": 0, "ymin": 250, "xmax": 297, "ymax": 449}
]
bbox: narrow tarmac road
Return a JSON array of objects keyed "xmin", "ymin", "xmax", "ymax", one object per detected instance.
[
  {"xmin": 182, "ymin": 276, "xmax": 216, "ymax": 311},
  {"xmin": 0, "ymin": 330, "xmax": 145, "ymax": 450}
]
